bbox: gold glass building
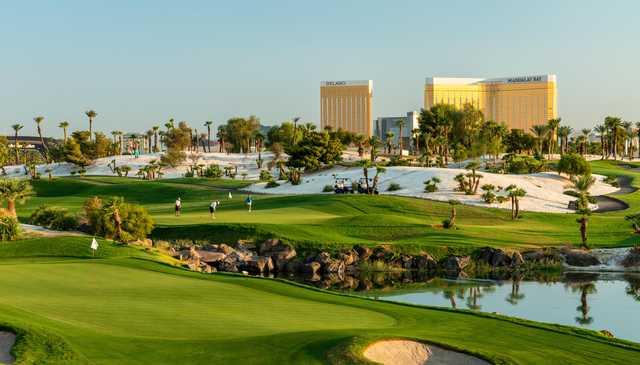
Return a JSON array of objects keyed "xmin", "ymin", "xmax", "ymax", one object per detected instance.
[
  {"xmin": 320, "ymin": 80, "xmax": 373, "ymax": 136},
  {"xmin": 424, "ymin": 75, "xmax": 557, "ymax": 130}
]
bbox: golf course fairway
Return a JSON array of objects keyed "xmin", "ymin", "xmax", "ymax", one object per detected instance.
[{"xmin": 0, "ymin": 237, "xmax": 639, "ymax": 364}]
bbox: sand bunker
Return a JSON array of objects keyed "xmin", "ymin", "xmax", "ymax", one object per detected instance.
[
  {"xmin": 0, "ymin": 331, "xmax": 16, "ymax": 365},
  {"xmin": 363, "ymin": 339, "xmax": 489, "ymax": 365}
]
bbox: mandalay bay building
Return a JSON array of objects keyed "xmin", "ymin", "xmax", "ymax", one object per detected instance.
[
  {"xmin": 320, "ymin": 80, "xmax": 373, "ymax": 136},
  {"xmin": 424, "ymin": 75, "xmax": 557, "ymax": 131}
]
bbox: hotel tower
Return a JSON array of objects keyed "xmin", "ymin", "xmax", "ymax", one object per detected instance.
[
  {"xmin": 424, "ymin": 75, "xmax": 557, "ymax": 130},
  {"xmin": 320, "ymin": 80, "xmax": 373, "ymax": 136}
]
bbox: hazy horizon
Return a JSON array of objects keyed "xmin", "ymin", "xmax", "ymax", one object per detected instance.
[{"xmin": 2, "ymin": 0, "xmax": 639, "ymax": 137}]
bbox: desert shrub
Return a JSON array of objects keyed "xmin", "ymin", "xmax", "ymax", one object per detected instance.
[
  {"xmin": 289, "ymin": 168, "xmax": 302, "ymax": 185},
  {"xmin": 387, "ymin": 156, "xmax": 409, "ymax": 166},
  {"xmin": 50, "ymin": 213, "xmax": 79, "ymax": 231},
  {"xmin": 604, "ymin": 175, "xmax": 619, "ymax": 187},
  {"xmin": 0, "ymin": 215, "xmax": 20, "ymax": 241},
  {"xmin": 204, "ymin": 164, "xmax": 222, "ymax": 178},
  {"xmin": 82, "ymin": 196, "xmax": 154, "ymax": 242},
  {"xmin": 424, "ymin": 177, "xmax": 440, "ymax": 193},
  {"xmin": 30, "ymin": 206, "xmax": 79, "ymax": 231},
  {"xmin": 265, "ymin": 180, "xmax": 280, "ymax": 189},
  {"xmin": 481, "ymin": 184, "xmax": 497, "ymax": 203},
  {"xmin": 322, "ymin": 184, "xmax": 334, "ymax": 192},
  {"xmin": 557, "ymin": 153, "xmax": 591, "ymax": 179},
  {"xmin": 442, "ymin": 218, "xmax": 453, "ymax": 229},
  {"xmin": 259, "ymin": 170, "xmax": 272, "ymax": 181},
  {"xmin": 504, "ymin": 154, "xmax": 543, "ymax": 174},
  {"xmin": 564, "ymin": 190, "xmax": 596, "ymax": 203},
  {"xmin": 184, "ymin": 170, "xmax": 195, "ymax": 178},
  {"xmin": 387, "ymin": 182, "xmax": 402, "ymax": 191}
]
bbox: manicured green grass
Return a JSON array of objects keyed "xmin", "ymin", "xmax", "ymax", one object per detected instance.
[
  {"xmin": 19, "ymin": 161, "xmax": 640, "ymax": 252},
  {"xmin": 0, "ymin": 237, "xmax": 639, "ymax": 364}
]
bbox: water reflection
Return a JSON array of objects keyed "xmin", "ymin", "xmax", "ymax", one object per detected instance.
[{"xmin": 279, "ymin": 270, "xmax": 640, "ymax": 343}]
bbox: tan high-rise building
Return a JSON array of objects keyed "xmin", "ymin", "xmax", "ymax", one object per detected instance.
[
  {"xmin": 424, "ymin": 75, "xmax": 557, "ymax": 130},
  {"xmin": 320, "ymin": 80, "xmax": 373, "ymax": 136}
]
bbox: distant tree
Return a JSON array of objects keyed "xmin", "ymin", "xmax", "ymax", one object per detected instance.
[
  {"xmin": 443, "ymin": 199, "xmax": 460, "ymax": 228},
  {"xmin": 396, "ymin": 119, "xmax": 406, "ymax": 154},
  {"xmin": 506, "ymin": 184, "xmax": 526, "ymax": 219},
  {"xmin": 152, "ymin": 126, "xmax": 160, "ymax": 153},
  {"xmin": 557, "ymin": 153, "xmax": 591, "ymax": 180},
  {"xmin": 58, "ymin": 121, "xmax": 70, "ymax": 144},
  {"xmin": 204, "ymin": 121, "xmax": 213, "ymax": 153},
  {"xmin": 11, "ymin": 124, "xmax": 23, "ymax": 165},
  {"xmin": 85, "ymin": 110, "xmax": 98, "ymax": 141},
  {"xmin": 161, "ymin": 122, "xmax": 191, "ymax": 167}
]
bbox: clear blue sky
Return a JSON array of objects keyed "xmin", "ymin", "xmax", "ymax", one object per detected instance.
[{"xmin": 2, "ymin": 0, "xmax": 638, "ymax": 137}]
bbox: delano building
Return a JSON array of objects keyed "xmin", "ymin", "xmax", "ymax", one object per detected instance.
[
  {"xmin": 424, "ymin": 75, "xmax": 557, "ymax": 131},
  {"xmin": 320, "ymin": 80, "xmax": 373, "ymax": 136}
]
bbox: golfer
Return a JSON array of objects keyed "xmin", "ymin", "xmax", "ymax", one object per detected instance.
[
  {"xmin": 245, "ymin": 194, "xmax": 253, "ymax": 212},
  {"xmin": 175, "ymin": 197, "xmax": 182, "ymax": 216},
  {"xmin": 209, "ymin": 200, "xmax": 219, "ymax": 219}
]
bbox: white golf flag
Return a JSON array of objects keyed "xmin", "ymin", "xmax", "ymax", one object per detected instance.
[
  {"xmin": 91, "ymin": 238, "xmax": 99, "ymax": 251},
  {"xmin": 228, "ymin": 192, "xmax": 232, "ymax": 199}
]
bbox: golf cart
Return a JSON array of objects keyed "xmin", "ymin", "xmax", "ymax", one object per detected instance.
[
  {"xmin": 333, "ymin": 177, "xmax": 354, "ymax": 194},
  {"xmin": 356, "ymin": 178, "xmax": 378, "ymax": 194}
]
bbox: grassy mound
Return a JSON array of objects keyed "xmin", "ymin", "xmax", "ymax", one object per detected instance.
[{"xmin": 0, "ymin": 237, "xmax": 638, "ymax": 364}]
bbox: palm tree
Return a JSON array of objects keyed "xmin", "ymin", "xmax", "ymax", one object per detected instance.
[
  {"xmin": 594, "ymin": 124, "xmax": 607, "ymax": 159},
  {"xmin": 353, "ymin": 134, "xmax": 366, "ymax": 158},
  {"xmin": 368, "ymin": 136, "xmax": 379, "ymax": 162},
  {"xmin": 292, "ymin": 117, "xmax": 301, "ymax": 145},
  {"xmin": 0, "ymin": 178, "xmax": 34, "ymax": 217},
  {"xmin": 102, "ymin": 197, "xmax": 125, "ymax": 242},
  {"xmin": 506, "ymin": 277, "xmax": 525, "ymax": 305},
  {"xmin": 217, "ymin": 126, "xmax": 227, "ymax": 153},
  {"xmin": 568, "ymin": 282, "xmax": 597, "ymax": 325},
  {"xmin": 33, "ymin": 116, "xmax": 50, "ymax": 163},
  {"xmin": 530, "ymin": 125, "xmax": 549, "ymax": 156},
  {"xmin": 152, "ymin": 126, "xmax": 160, "ymax": 153},
  {"xmin": 11, "ymin": 124, "xmax": 23, "ymax": 165},
  {"xmin": 59, "ymin": 121, "xmax": 70, "ymax": 142},
  {"xmin": 547, "ymin": 118, "xmax": 561, "ymax": 158},
  {"xmin": 506, "ymin": 185, "xmax": 527, "ymax": 220},
  {"xmin": 580, "ymin": 129, "xmax": 591, "ymax": 155},
  {"xmin": 385, "ymin": 131, "xmax": 394, "ymax": 154},
  {"xmin": 204, "ymin": 121, "xmax": 213, "ymax": 153},
  {"xmin": 165, "ymin": 118, "xmax": 175, "ymax": 131},
  {"xmin": 254, "ymin": 131, "xmax": 265, "ymax": 167},
  {"xmin": 622, "ymin": 121, "xmax": 633, "ymax": 160},
  {"xmin": 604, "ymin": 116, "xmax": 622, "ymax": 159},
  {"xmin": 358, "ymin": 159, "xmax": 372, "ymax": 193},
  {"xmin": 371, "ymin": 165, "xmax": 386, "ymax": 193},
  {"xmin": 447, "ymin": 199, "xmax": 460, "ymax": 228},
  {"xmin": 146, "ymin": 130, "xmax": 154, "ymax": 153},
  {"xmin": 396, "ymin": 119, "xmax": 406, "ymax": 155},
  {"xmin": 85, "ymin": 110, "xmax": 98, "ymax": 141},
  {"xmin": 412, "ymin": 128, "xmax": 421, "ymax": 155}
]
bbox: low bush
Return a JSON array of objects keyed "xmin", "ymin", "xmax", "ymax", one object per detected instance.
[
  {"xmin": 0, "ymin": 215, "xmax": 20, "ymax": 241},
  {"xmin": 387, "ymin": 182, "xmax": 402, "ymax": 191},
  {"xmin": 604, "ymin": 175, "xmax": 619, "ymax": 187},
  {"xmin": 29, "ymin": 206, "xmax": 79, "ymax": 231},
  {"xmin": 442, "ymin": 218, "xmax": 454, "ymax": 229},
  {"xmin": 503, "ymin": 154, "xmax": 544, "ymax": 174},
  {"xmin": 322, "ymin": 184, "xmax": 334, "ymax": 192},
  {"xmin": 424, "ymin": 177, "xmax": 440, "ymax": 192},
  {"xmin": 259, "ymin": 170, "xmax": 272, "ymax": 181},
  {"xmin": 82, "ymin": 196, "xmax": 154, "ymax": 243},
  {"xmin": 203, "ymin": 164, "xmax": 222, "ymax": 178},
  {"xmin": 265, "ymin": 180, "xmax": 280, "ymax": 189}
]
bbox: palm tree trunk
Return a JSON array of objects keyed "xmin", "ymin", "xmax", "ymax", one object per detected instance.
[
  {"xmin": 89, "ymin": 118, "xmax": 93, "ymax": 141},
  {"xmin": 14, "ymin": 132, "xmax": 19, "ymax": 165},
  {"xmin": 7, "ymin": 200, "xmax": 16, "ymax": 217}
]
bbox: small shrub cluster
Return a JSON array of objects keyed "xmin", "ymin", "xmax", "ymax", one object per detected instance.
[
  {"xmin": 322, "ymin": 184, "xmax": 334, "ymax": 192},
  {"xmin": 0, "ymin": 215, "xmax": 20, "ymax": 241},
  {"xmin": 386, "ymin": 182, "xmax": 402, "ymax": 191},
  {"xmin": 265, "ymin": 180, "xmax": 280, "ymax": 189},
  {"xmin": 82, "ymin": 196, "xmax": 154, "ymax": 243},
  {"xmin": 604, "ymin": 175, "xmax": 619, "ymax": 187},
  {"xmin": 423, "ymin": 177, "xmax": 440, "ymax": 192},
  {"xmin": 564, "ymin": 190, "xmax": 597, "ymax": 204},
  {"xmin": 503, "ymin": 154, "xmax": 544, "ymax": 174},
  {"xmin": 259, "ymin": 170, "xmax": 272, "ymax": 181},
  {"xmin": 29, "ymin": 206, "xmax": 79, "ymax": 231},
  {"xmin": 203, "ymin": 164, "xmax": 223, "ymax": 178}
]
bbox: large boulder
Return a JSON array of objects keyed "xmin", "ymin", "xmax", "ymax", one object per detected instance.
[
  {"xmin": 562, "ymin": 249, "xmax": 600, "ymax": 267},
  {"xmin": 241, "ymin": 256, "xmax": 274, "ymax": 274},
  {"xmin": 372, "ymin": 245, "xmax": 394, "ymax": 261},
  {"xmin": 476, "ymin": 247, "xmax": 511, "ymax": 267},
  {"xmin": 440, "ymin": 255, "xmax": 470, "ymax": 274},
  {"xmin": 197, "ymin": 251, "xmax": 227, "ymax": 264},
  {"xmin": 303, "ymin": 261, "xmax": 321, "ymax": 276},
  {"xmin": 218, "ymin": 243, "xmax": 235, "ymax": 255},
  {"xmin": 338, "ymin": 250, "xmax": 359, "ymax": 266},
  {"xmin": 322, "ymin": 259, "xmax": 346, "ymax": 276},
  {"xmin": 412, "ymin": 254, "xmax": 437, "ymax": 271},
  {"xmin": 354, "ymin": 245, "xmax": 373, "ymax": 261},
  {"xmin": 258, "ymin": 239, "xmax": 297, "ymax": 271},
  {"xmin": 622, "ymin": 247, "xmax": 640, "ymax": 268}
]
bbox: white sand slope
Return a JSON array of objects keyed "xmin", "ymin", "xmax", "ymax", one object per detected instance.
[
  {"xmin": 0, "ymin": 331, "xmax": 15, "ymax": 364},
  {"xmin": 2, "ymin": 152, "xmax": 276, "ymax": 180},
  {"xmin": 247, "ymin": 166, "xmax": 618, "ymax": 213}
]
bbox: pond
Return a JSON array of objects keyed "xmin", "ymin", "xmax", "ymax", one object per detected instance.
[
  {"xmin": 363, "ymin": 272, "xmax": 640, "ymax": 343},
  {"xmin": 280, "ymin": 270, "xmax": 640, "ymax": 343}
]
